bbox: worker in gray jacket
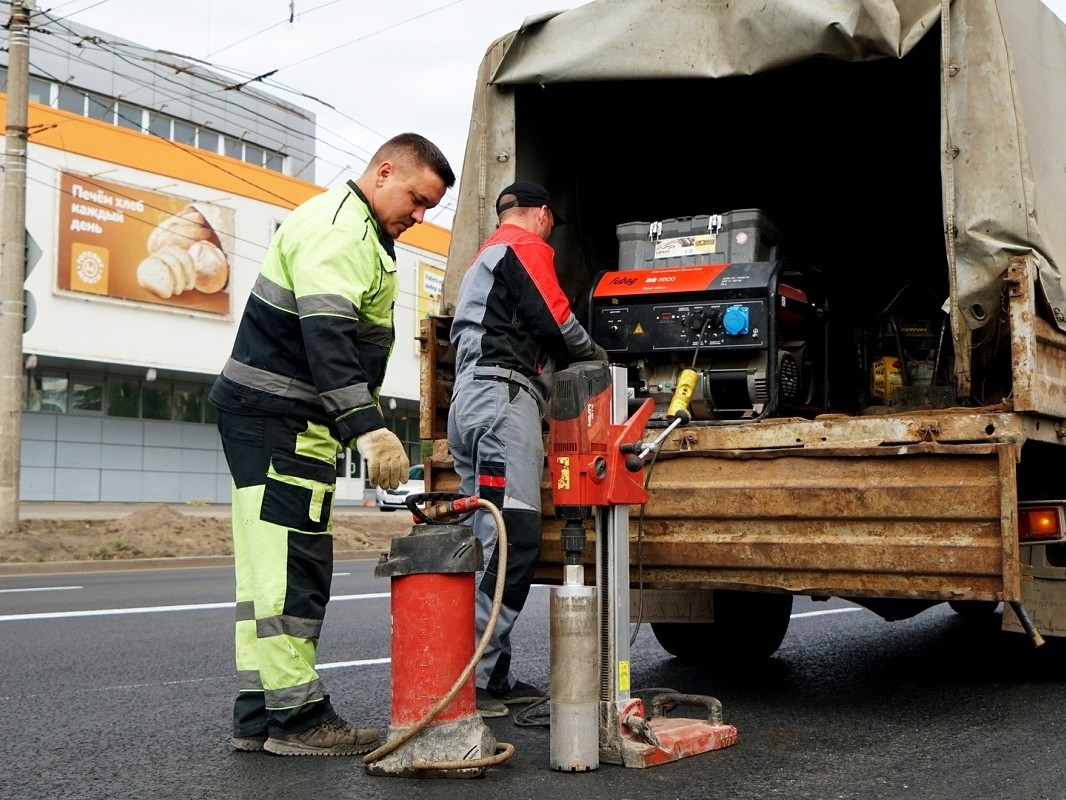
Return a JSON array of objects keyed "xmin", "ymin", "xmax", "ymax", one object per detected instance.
[{"xmin": 448, "ymin": 181, "xmax": 607, "ymax": 718}]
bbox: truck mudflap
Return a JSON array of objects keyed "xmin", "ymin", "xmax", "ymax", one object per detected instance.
[
  {"xmin": 1004, "ymin": 543, "xmax": 1066, "ymax": 637},
  {"xmin": 534, "ymin": 439, "xmax": 1022, "ymax": 604}
]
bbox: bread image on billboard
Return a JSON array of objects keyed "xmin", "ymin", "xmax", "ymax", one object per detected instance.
[
  {"xmin": 137, "ymin": 205, "xmax": 230, "ymax": 299},
  {"xmin": 58, "ymin": 171, "xmax": 234, "ymax": 315}
]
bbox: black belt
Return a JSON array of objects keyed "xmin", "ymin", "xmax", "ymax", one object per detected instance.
[
  {"xmin": 471, "ymin": 366, "xmax": 535, "ymax": 392},
  {"xmin": 474, "ymin": 373, "xmax": 527, "ymax": 400}
]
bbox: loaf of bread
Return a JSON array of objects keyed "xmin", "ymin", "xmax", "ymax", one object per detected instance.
[
  {"xmin": 140, "ymin": 203, "xmax": 230, "ymax": 299},
  {"xmin": 147, "ymin": 205, "xmax": 222, "ymax": 253},
  {"xmin": 158, "ymin": 244, "xmax": 196, "ymax": 293},
  {"xmin": 188, "ymin": 241, "xmax": 229, "ymax": 294},
  {"xmin": 136, "ymin": 254, "xmax": 174, "ymax": 299}
]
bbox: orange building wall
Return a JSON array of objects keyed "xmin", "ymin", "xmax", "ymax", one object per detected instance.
[{"xmin": 1, "ymin": 95, "xmax": 449, "ymax": 256}]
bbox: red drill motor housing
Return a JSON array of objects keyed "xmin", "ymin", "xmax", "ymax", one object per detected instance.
[{"xmin": 548, "ymin": 361, "xmax": 654, "ymax": 521}]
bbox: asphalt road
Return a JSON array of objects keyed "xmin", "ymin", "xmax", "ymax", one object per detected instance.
[{"xmin": 3, "ymin": 561, "xmax": 1066, "ymax": 800}]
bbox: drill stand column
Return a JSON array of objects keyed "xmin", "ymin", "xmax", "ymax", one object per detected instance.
[{"xmin": 595, "ymin": 365, "xmax": 738, "ymax": 768}]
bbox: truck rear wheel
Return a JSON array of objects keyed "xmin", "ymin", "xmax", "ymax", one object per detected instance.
[{"xmin": 651, "ymin": 590, "xmax": 793, "ymax": 663}]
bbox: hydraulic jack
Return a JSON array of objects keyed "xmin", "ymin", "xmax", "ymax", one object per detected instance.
[{"xmin": 548, "ymin": 361, "xmax": 739, "ymax": 769}]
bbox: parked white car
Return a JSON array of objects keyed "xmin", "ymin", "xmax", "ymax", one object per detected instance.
[{"xmin": 375, "ymin": 464, "xmax": 425, "ymax": 512}]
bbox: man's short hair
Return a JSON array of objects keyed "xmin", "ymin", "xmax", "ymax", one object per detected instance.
[{"xmin": 372, "ymin": 133, "xmax": 455, "ymax": 187}]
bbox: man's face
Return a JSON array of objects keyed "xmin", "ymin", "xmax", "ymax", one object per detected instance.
[{"xmin": 372, "ymin": 160, "xmax": 447, "ymax": 239}]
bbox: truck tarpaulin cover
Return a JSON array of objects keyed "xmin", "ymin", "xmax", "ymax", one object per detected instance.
[{"xmin": 449, "ymin": 0, "xmax": 1066, "ymax": 335}]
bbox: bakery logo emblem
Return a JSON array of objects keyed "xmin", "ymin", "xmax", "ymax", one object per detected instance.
[{"xmin": 70, "ymin": 243, "xmax": 110, "ymax": 295}]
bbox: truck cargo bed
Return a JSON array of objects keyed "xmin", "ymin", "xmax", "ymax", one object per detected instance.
[{"xmin": 536, "ymin": 436, "xmax": 1021, "ymax": 602}]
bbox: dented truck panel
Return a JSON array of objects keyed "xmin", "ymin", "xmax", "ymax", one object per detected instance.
[{"xmin": 1008, "ymin": 256, "xmax": 1066, "ymax": 418}]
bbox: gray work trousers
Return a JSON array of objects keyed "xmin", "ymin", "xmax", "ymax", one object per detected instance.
[{"xmin": 447, "ymin": 375, "xmax": 545, "ymax": 693}]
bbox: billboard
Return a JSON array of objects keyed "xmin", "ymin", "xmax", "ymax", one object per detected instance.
[{"xmin": 57, "ymin": 171, "xmax": 235, "ymax": 315}]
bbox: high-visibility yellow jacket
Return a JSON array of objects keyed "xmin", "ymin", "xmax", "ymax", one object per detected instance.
[{"xmin": 210, "ymin": 180, "xmax": 396, "ymax": 444}]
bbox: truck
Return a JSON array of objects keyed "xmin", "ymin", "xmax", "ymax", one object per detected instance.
[{"xmin": 419, "ymin": 0, "xmax": 1066, "ymax": 663}]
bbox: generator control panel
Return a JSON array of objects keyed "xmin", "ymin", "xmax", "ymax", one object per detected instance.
[
  {"xmin": 595, "ymin": 210, "xmax": 827, "ymax": 421},
  {"xmin": 590, "ymin": 261, "xmax": 810, "ymax": 357},
  {"xmin": 596, "ymin": 299, "xmax": 770, "ymax": 355}
]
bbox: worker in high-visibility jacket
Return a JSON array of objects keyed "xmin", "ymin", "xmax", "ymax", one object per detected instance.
[{"xmin": 209, "ymin": 132, "xmax": 454, "ymax": 757}]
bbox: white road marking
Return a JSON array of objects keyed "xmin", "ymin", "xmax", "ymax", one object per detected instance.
[
  {"xmin": 791, "ymin": 607, "xmax": 862, "ymax": 619},
  {"xmin": 0, "ymin": 585, "xmax": 82, "ymax": 593},
  {"xmin": 0, "ymin": 591, "xmax": 389, "ymax": 622},
  {"xmin": 319, "ymin": 658, "xmax": 391, "ymax": 669}
]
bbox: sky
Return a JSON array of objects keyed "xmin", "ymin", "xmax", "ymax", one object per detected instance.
[
  {"xmin": 36, "ymin": 0, "xmax": 587, "ymax": 229},
  {"xmin": 26, "ymin": 0, "xmax": 1066, "ymax": 230}
]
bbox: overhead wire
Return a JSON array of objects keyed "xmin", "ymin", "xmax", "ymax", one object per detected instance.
[
  {"xmin": 15, "ymin": 39, "xmax": 455, "ymax": 303},
  {"xmin": 26, "ymin": 21, "xmax": 460, "ymax": 216},
  {"xmin": 275, "ymin": 0, "xmax": 466, "ymax": 72},
  {"xmin": 25, "ymin": 21, "xmax": 322, "ymax": 161},
  {"xmin": 29, "ymin": 2, "xmax": 465, "ymax": 215},
  {"xmin": 27, "ymin": 10, "xmax": 340, "ymax": 160},
  {"xmin": 20, "ymin": 30, "xmax": 401, "ymax": 207},
  {"xmin": 202, "ymin": 0, "xmax": 347, "ymax": 60},
  {"xmin": 26, "ymin": 155, "xmax": 447, "ymax": 317},
  {"xmin": 14, "ymin": 2, "xmax": 461, "ymax": 258}
]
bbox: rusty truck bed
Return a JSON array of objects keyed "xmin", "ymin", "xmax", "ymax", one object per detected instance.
[{"xmin": 427, "ymin": 410, "xmax": 1031, "ymax": 604}]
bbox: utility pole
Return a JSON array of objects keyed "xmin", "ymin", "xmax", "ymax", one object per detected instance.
[{"xmin": 0, "ymin": 1, "xmax": 33, "ymax": 535}]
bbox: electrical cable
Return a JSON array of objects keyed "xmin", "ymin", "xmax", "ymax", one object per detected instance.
[
  {"xmin": 25, "ymin": 23, "xmax": 322, "ymax": 165},
  {"xmin": 630, "ymin": 315, "xmax": 710, "ymax": 646},
  {"xmin": 24, "ymin": 157, "xmax": 445, "ymax": 317},
  {"xmin": 29, "ymin": 9, "xmax": 463, "ymax": 213}
]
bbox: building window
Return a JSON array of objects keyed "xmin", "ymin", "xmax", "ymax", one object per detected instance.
[
  {"xmin": 141, "ymin": 383, "xmax": 173, "ymax": 420},
  {"xmin": 173, "ymin": 385, "xmax": 205, "ymax": 422},
  {"xmin": 25, "ymin": 374, "xmax": 69, "ymax": 413},
  {"xmin": 71, "ymin": 380, "xmax": 103, "ymax": 413},
  {"xmin": 116, "ymin": 101, "xmax": 143, "ymax": 131},
  {"xmin": 197, "ymin": 128, "xmax": 219, "ymax": 153},
  {"xmin": 28, "ymin": 76, "xmax": 50, "ymax": 105},
  {"xmin": 244, "ymin": 143, "xmax": 265, "ymax": 167},
  {"xmin": 173, "ymin": 119, "xmax": 196, "ymax": 146},
  {"xmin": 13, "ymin": 73, "xmax": 288, "ymax": 170},
  {"xmin": 148, "ymin": 112, "xmax": 171, "ymax": 139},
  {"xmin": 86, "ymin": 93, "xmax": 113, "ymax": 122},
  {"xmin": 25, "ymin": 368, "xmax": 220, "ymax": 423},
  {"xmin": 224, "ymin": 137, "xmax": 244, "ymax": 160},
  {"xmin": 57, "ymin": 85, "xmax": 85, "ymax": 115},
  {"xmin": 107, "ymin": 380, "xmax": 140, "ymax": 418}
]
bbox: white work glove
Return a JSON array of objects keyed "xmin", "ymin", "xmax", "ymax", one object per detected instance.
[{"xmin": 355, "ymin": 428, "xmax": 409, "ymax": 490}]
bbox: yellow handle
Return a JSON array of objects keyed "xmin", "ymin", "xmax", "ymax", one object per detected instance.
[{"xmin": 667, "ymin": 369, "xmax": 698, "ymax": 420}]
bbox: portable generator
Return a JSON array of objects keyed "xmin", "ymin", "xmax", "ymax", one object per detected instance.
[{"xmin": 589, "ymin": 209, "xmax": 827, "ymax": 422}]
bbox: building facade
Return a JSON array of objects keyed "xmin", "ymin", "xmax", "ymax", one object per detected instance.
[{"xmin": 1, "ymin": 18, "xmax": 447, "ymax": 505}]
